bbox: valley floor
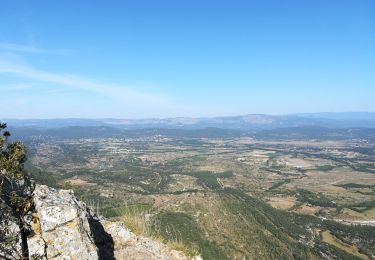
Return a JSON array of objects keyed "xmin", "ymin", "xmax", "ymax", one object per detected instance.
[{"xmin": 27, "ymin": 134, "xmax": 375, "ymax": 259}]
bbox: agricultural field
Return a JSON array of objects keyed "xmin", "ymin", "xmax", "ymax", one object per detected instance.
[{"xmin": 21, "ymin": 127, "xmax": 375, "ymax": 259}]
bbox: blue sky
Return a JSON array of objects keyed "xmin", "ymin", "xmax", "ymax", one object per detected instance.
[{"xmin": 1, "ymin": 0, "xmax": 374, "ymax": 118}]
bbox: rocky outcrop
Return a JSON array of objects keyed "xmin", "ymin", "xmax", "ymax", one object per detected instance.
[
  {"xmin": 27, "ymin": 185, "xmax": 189, "ymax": 260},
  {"xmin": 102, "ymin": 221, "xmax": 188, "ymax": 260},
  {"xmin": 0, "ymin": 210, "xmax": 23, "ymax": 259},
  {"xmin": 28, "ymin": 185, "xmax": 99, "ymax": 259}
]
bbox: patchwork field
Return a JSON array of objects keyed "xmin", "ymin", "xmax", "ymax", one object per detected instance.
[{"xmin": 22, "ymin": 129, "xmax": 375, "ymax": 259}]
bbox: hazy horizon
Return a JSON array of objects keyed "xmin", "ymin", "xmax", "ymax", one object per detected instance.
[{"xmin": 0, "ymin": 111, "xmax": 374, "ymax": 121}]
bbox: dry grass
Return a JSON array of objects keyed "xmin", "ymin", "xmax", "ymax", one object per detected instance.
[
  {"xmin": 294, "ymin": 204, "xmax": 321, "ymax": 216},
  {"xmin": 165, "ymin": 174, "xmax": 202, "ymax": 193},
  {"xmin": 121, "ymin": 206, "xmax": 156, "ymax": 238},
  {"xmin": 321, "ymin": 230, "xmax": 369, "ymax": 260},
  {"xmin": 267, "ymin": 196, "xmax": 296, "ymax": 210},
  {"xmin": 66, "ymin": 177, "xmax": 95, "ymax": 186},
  {"xmin": 168, "ymin": 240, "xmax": 200, "ymax": 257},
  {"xmin": 364, "ymin": 207, "xmax": 375, "ymax": 218},
  {"xmin": 122, "ymin": 209, "xmax": 200, "ymax": 259},
  {"xmin": 123, "ymin": 213, "xmax": 152, "ymax": 237},
  {"xmin": 284, "ymin": 157, "xmax": 315, "ymax": 168},
  {"xmin": 336, "ymin": 207, "xmax": 375, "ymax": 221}
]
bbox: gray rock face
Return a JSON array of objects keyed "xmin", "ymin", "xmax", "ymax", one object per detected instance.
[
  {"xmin": 0, "ymin": 212, "xmax": 23, "ymax": 259},
  {"xmin": 28, "ymin": 185, "xmax": 98, "ymax": 259},
  {"xmin": 27, "ymin": 185, "xmax": 190, "ymax": 260}
]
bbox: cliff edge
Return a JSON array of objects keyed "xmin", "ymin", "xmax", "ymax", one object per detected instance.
[{"xmin": 7, "ymin": 184, "xmax": 191, "ymax": 260}]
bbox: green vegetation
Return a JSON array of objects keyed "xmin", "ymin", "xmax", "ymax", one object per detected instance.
[
  {"xmin": 348, "ymin": 200, "xmax": 375, "ymax": 213},
  {"xmin": 185, "ymin": 171, "xmax": 233, "ymax": 190},
  {"xmin": 296, "ymin": 189, "xmax": 336, "ymax": 207},
  {"xmin": 102, "ymin": 204, "xmax": 152, "ymax": 218},
  {"xmin": 0, "ymin": 123, "xmax": 33, "ymax": 258},
  {"xmin": 221, "ymin": 189, "xmax": 375, "ymax": 259},
  {"xmin": 218, "ymin": 189, "xmax": 313, "ymax": 259},
  {"xmin": 313, "ymin": 242, "xmax": 363, "ymax": 260},
  {"xmin": 352, "ymin": 163, "xmax": 375, "ymax": 174},
  {"xmin": 337, "ymin": 183, "xmax": 375, "ymax": 189},
  {"xmin": 320, "ymin": 230, "xmax": 367, "ymax": 259},
  {"xmin": 351, "ymin": 147, "xmax": 375, "ymax": 156},
  {"xmin": 322, "ymin": 220, "xmax": 375, "ymax": 257},
  {"xmin": 18, "ymin": 125, "xmax": 375, "ymax": 259},
  {"xmin": 316, "ymin": 165, "xmax": 335, "ymax": 171},
  {"xmin": 153, "ymin": 211, "xmax": 228, "ymax": 259},
  {"xmin": 267, "ymin": 179, "xmax": 291, "ymax": 192},
  {"xmin": 25, "ymin": 162, "xmax": 60, "ymax": 188}
]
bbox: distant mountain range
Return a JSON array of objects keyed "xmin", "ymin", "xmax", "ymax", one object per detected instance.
[{"xmin": 3, "ymin": 112, "xmax": 375, "ymax": 130}]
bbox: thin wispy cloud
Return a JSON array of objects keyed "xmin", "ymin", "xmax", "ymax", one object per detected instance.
[
  {"xmin": 0, "ymin": 83, "xmax": 35, "ymax": 92},
  {"xmin": 0, "ymin": 43, "xmax": 73, "ymax": 55},
  {"xmin": 0, "ymin": 56, "xmax": 174, "ymax": 107}
]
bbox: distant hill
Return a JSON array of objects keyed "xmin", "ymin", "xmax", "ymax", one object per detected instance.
[
  {"xmin": 253, "ymin": 126, "xmax": 375, "ymax": 141},
  {"xmin": 7, "ymin": 125, "xmax": 375, "ymax": 143},
  {"xmin": 3, "ymin": 112, "xmax": 375, "ymax": 130},
  {"xmin": 8, "ymin": 126, "xmax": 247, "ymax": 142}
]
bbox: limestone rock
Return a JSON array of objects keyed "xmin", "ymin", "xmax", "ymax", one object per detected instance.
[
  {"xmin": 0, "ymin": 211, "xmax": 23, "ymax": 259},
  {"xmin": 103, "ymin": 220, "xmax": 189, "ymax": 260},
  {"xmin": 28, "ymin": 235, "xmax": 47, "ymax": 259},
  {"xmin": 28, "ymin": 185, "xmax": 99, "ymax": 259},
  {"xmin": 27, "ymin": 185, "xmax": 191, "ymax": 260}
]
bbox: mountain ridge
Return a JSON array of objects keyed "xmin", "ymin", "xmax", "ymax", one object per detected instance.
[{"xmin": 4, "ymin": 112, "xmax": 375, "ymax": 130}]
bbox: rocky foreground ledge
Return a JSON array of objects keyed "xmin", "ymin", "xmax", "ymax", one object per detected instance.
[{"xmin": 13, "ymin": 185, "xmax": 193, "ymax": 260}]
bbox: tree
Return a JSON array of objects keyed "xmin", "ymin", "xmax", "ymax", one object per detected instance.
[{"xmin": 0, "ymin": 122, "xmax": 33, "ymax": 259}]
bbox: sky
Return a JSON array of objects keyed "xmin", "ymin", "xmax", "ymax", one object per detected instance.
[{"xmin": 0, "ymin": 0, "xmax": 374, "ymax": 119}]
